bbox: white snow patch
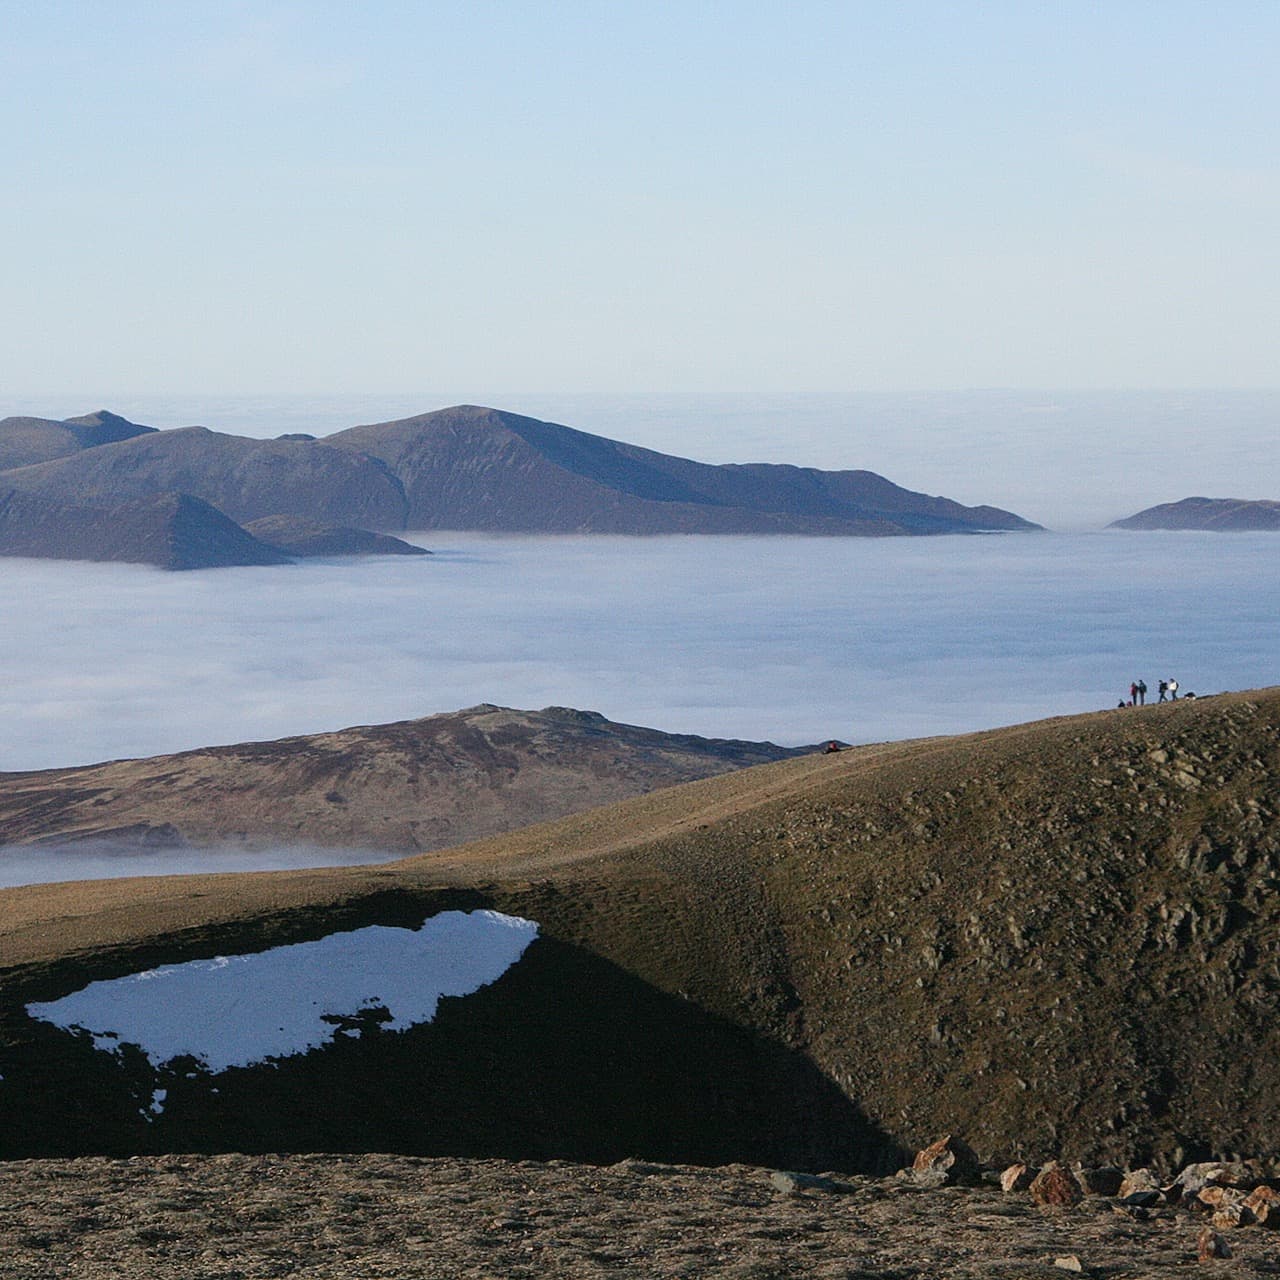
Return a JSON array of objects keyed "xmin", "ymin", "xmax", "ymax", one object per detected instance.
[{"xmin": 26, "ymin": 910, "xmax": 539, "ymax": 1074}]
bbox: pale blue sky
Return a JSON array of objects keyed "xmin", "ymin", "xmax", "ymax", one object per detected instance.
[{"xmin": 3, "ymin": 2, "xmax": 1278, "ymax": 394}]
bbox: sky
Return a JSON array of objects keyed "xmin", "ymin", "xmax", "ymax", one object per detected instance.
[{"xmin": 3, "ymin": 2, "xmax": 1279, "ymax": 395}]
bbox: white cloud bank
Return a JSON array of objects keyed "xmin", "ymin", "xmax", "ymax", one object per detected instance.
[
  {"xmin": 2, "ymin": 530, "xmax": 1277, "ymax": 775},
  {"xmin": 25, "ymin": 910, "xmax": 539, "ymax": 1074}
]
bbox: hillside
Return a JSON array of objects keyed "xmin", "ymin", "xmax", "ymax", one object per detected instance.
[
  {"xmin": 2, "ymin": 690, "xmax": 1278, "ymax": 1172},
  {"xmin": 1112, "ymin": 496, "xmax": 1280, "ymax": 531},
  {"xmin": 0, "ymin": 489, "xmax": 291, "ymax": 570},
  {"xmin": 242, "ymin": 515, "xmax": 430, "ymax": 558},
  {"xmin": 326, "ymin": 404, "xmax": 1039, "ymax": 535},
  {"xmin": 0, "ymin": 704, "xmax": 808, "ymax": 856},
  {"xmin": 0, "ymin": 426, "xmax": 408, "ymax": 528},
  {"xmin": 0, "ymin": 403, "xmax": 1037, "ymax": 537}
]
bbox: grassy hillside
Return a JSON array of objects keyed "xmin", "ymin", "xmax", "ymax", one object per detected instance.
[{"xmin": 2, "ymin": 689, "xmax": 1278, "ymax": 1170}]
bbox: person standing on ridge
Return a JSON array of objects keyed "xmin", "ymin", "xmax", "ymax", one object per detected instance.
[
  {"xmin": 1130, "ymin": 681, "xmax": 1139, "ymax": 705},
  {"xmin": 1169, "ymin": 678, "xmax": 1179, "ymax": 700},
  {"xmin": 1137, "ymin": 679, "xmax": 1147, "ymax": 706},
  {"xmin": 1158, "ymin": 680, "xmax": 1168, "ymax": 702}
]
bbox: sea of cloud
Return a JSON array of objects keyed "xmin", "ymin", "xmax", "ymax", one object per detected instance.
[
  {"xmin": 4, "ymin": 530, "xmax": 1277, "ymax": 783},
  {"xmin": 3, "ymin": 528, "xmax": 1277, "ymax": 887}
]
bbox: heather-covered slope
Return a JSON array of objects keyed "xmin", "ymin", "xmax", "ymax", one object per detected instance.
[
  {"xmin": 327, "ymin": 404, "xmax": 1039, "ymax": 534},
  {"xmin": 0, "ymin": 705, "xmax": 808, "ymax": 856},
  {"xmin": 3, "ymin": 691, "xmax": 1277, "ymax": 1170},
  {"xmin": 1112, "ymin": 496, "xmax": 1280, "ymax": 531}
]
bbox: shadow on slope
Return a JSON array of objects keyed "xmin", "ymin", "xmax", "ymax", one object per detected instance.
[{"xmin": 0, "ymin": 892, "xmax": 900, "ymax": 1174}]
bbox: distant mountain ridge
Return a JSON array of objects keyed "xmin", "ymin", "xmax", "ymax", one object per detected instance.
[
  {"xmin": 1112, "ymin": 496, "xmax": 1280, "ymax": 531},
  {"xmin": 325, "ymin": 404, "xmax": 1040, "ymax": 535},
  {"xmin": 0, "ymin": 409, "xmax": 154, "ymax": 471},
  {"xmin": 0, "ymin": 488, "xmax": 291, "ymax": 570},
  {"xmin": 0, "ymin": 403, "xmax": 1038, "ymax": 543}
]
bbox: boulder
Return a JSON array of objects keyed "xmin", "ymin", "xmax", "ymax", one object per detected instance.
[
  {"xmin": 1000, "ymin": 1162, "xmax": 1036, "ymax": 1193},
  {"xmin": 1197, "ymin": 1227, "xmax": 1231, "ymax": 1260},
  {"xmin": 1029, "ymin": 1162, "xmax": 1083, "ymax": 1207},
  {"xmin": 907, "ymin": 1135, "xmax": 981, "ymax": 1186},
  {"xmin": 1244, "ymin": 1185, "xmax": 1280, "ymax": 1228}
]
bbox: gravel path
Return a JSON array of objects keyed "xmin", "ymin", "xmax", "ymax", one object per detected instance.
[{"xmin": 3, "ymin": 1154, "xmax": 1278, "ymax": 1278}]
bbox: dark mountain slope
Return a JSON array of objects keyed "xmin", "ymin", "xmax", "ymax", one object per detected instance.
[
  {"xmin": 0, "ymin": 489, "xmax": 291, "ymax": 570},
  {"xmin": 0, "ymin": 704, "xmax": 807, "ymax": 855},
  {"xmin": 2, "ymin": 691, "xmax": 1279, "ymax": 1169},
  {"xmin": 326, "ymin": 404, "xmax": 1038, "ymax": 534},
  {"xmin": 0, "ymin": 410, "xmax": 154, "ymax": 471},
  {"xmin": 242, "ymin": 515, "xmax": 430, "ymax": 558},
  {"xmin": 1112, "ymin": 496, "xmax": 1280, "ymax": 531},
  {"xmin": 0, "ymin": 427, "xmax": 407, "ymax": 528}
]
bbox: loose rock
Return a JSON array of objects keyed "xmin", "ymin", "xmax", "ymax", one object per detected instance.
[
  {"xmin": 908, "ymin": 1135, "xmax": 981, "ymax": 1186},
  {"xmin": 1001, "ymin": 1162, "xmax": 1036, "ymax": 1193},
  {"xmin": 1030, "ymin": 1162, "xmax": 1084, "ymax": 1207},
  {"xmin": 1197, "ymin": 1226, "xmax": 1232, "ymax": 1260}
]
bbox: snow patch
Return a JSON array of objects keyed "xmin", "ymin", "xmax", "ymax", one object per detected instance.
[{"xmin": 26, "ymin": 910, "xmax": 538, "ymax": 1074}]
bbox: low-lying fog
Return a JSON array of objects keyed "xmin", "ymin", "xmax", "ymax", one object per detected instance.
[
  {"xmin": 6, "ymin": 531, "xmax": 1277, "ymax": 778},
  {"xmin": 0, "ymin": 843, "xmax": 399, "ymax": 890}
]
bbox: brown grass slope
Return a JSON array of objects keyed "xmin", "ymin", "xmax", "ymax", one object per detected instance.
[
  {"xmin": 0, "ymin": 704, "xmax": 807, "ymax": 857},
  {"xmin": 2, "ymin": 690, "xmax": 1279, "ymax": 1171}
]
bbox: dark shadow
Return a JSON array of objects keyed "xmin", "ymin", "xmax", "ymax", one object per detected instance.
[{"xmin": 2, "ymin": 928, "xmax": 901, "ymax": 1174}]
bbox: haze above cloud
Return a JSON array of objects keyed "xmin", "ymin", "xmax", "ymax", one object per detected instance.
[{"xmin": 2, "ymin": 3, "xmax": 1278, "ymax": 395}]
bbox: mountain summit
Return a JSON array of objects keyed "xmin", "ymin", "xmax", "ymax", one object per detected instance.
[
  {"xmin": 325, "ymin": 404, "xmax": 1040, "ymax": 535},
  {"xmin": 0, "ymin": 404, "xmax": 1038, "ymax": 537}
]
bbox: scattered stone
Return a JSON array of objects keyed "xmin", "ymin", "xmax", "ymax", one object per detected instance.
[
  {"xmin": 1053, "ymin": 1255, "xmax": 1084, "ymax": 1272},
  {"xmin": 1197, "ymin": 1186, "xmax": 1249, "ymax": 1212},
  {"xmin": 1000, "ymin": 1162, "xmax": 1036, "ymax": 1193},
  {"xmin": 895, "ymin": 1167, "xmax": 950, "ymax": 1189},
  {"xmin": 1029, "ymin": 1162, "xmax": 1083, "ymax": 1207},
  {"xmin": 908, "ymin": 1135, "xmax": 981, "ymax": 1186},
  {"xmin": 1244, "ymin": 1185, "xmax": 1280, "ymax": 1227},
  {"xmin": 769, "ymin": 1170, "xmax": 845, "ymax": 1195},
  {"xmin": 1117, "ymin": 1168, "xmax": 1162, "ymax": 1199},
  {"xmin": 1211, "ymin": 1202, "xmax": 1253, "ymax": 1230},
  {"xmin": 1177, "ymin": 1161, "xmax": 1264, "ymax": 1195},
  {"xmin": 1119, "ymin": 1189, "xmax": 1163, "ymax": 1209},
  {"xmin": 1196, "ymin": 1226, "xmax": 1231, "ymax": 1260}
]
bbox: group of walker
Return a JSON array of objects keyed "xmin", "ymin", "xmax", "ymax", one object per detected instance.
[{"xmin": 1120, "ymin": 678, "xmax": 1182, "ymax": 708}]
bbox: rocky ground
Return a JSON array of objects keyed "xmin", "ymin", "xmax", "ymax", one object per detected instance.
[{"xmin": 4, "ymin": 1153, "xmax": 1280, "ymax": 1279}]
